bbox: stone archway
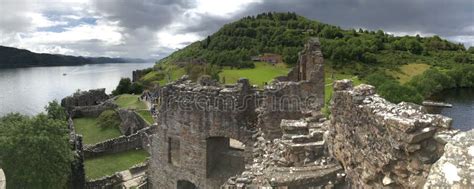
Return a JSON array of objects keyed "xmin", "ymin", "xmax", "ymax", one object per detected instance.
[{"xmin": 177, "ymin": 180, "xmax": 197, "ymax": 189}]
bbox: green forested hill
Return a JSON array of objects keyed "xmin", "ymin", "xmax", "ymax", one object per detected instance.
[{"xmin": 141, "ymin": 12, "xmax": 474, "ymax": 104}]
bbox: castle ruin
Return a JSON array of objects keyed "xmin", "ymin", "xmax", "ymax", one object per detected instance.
[{"xmin": 64, "ymin": 38, "xmax": 472, "ymax": 189}]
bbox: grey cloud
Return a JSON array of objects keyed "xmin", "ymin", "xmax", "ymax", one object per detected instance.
[
  {"xmin": 243, "ymin": 0, "xmax": 473, "ymax": 41},
  {"xmin": 89, "ymin": 0, "xmax": 198, "ymax": 58},
  {"xmin": 0, "ymin": 0, "xmax": 35, "ymax": 33},
  {"xmin": 176, "ymin": 12, "xmax": 237, "ymax": 36},
  {"xmin": 180, "ymin": 0, "xmax": 473, "ymax": 46},
  {"xmin": 93, "ymin": 0, "xmax": 196, "ymax": 30}
]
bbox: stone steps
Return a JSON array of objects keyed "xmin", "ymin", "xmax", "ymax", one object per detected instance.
[
  {"xmin": 280, "ymin": 119, "xmax": 309, "ymax": 135},
  {"xmin": 280, "ymin": 118, "xmax": 328, "ymax": 166}
]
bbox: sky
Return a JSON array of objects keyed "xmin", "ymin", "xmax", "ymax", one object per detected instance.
[{"xmin": 0, "ymin": 0, "xmax": 472, "ymax": 59}]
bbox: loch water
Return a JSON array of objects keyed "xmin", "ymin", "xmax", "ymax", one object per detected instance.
[
  {"xmin": 428, "ymin": 88, "xmax": 474, "ymax": 131},
  {"xmin": 0, "ymin": 63, "xmax": 155, "ymax": 116}
]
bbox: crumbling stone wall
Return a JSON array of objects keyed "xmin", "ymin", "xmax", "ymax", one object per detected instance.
[
  {"xmin": 85, "ymin": 162, "xmax": 148, "ymax": 189},
  {"xmin": 327, "ymin": 80, "xmax": 452, "ymax": 188},
  {"xmin": 117, "ymin": 109, "xmax": 149, "ymax": 135},
  {"xmin": 148, "ymin": 78, "xmax": 258, "ymax": 189},
  {"xmin": 70, "ymin": 101, "xmax": 117, "ymax": 118},
  {"xmin": 68, "ymin": 117, "xmax": 86, "ymax": 189},
  {"xmin": 258, "ymin": 38, "xmax": 324, "ymax": 139},
  {"xmin": 61, "ymin": 88, "xmax": 109, "ymax": 111},
  {"xmin": 84, "ymin": 127, "xmax": 154, "ymax": 158}
]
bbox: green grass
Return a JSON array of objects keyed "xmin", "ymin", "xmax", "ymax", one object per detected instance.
[
  {"xmin": 84, "ymin": 150, "xmax": 149, "ymax": 180},
  {"xmin": 219, "ymin": 62, "xmax": 291, "ymax": 87},
  {"xmin": 323, "ymin": 67, "xmax": 363, "ymax": 116},
  {"xmin": 115, "ymin": 94, "xmax": 148, "ymax": 110},
  {"xmin": 141, "ymin": 71, "xmax": 165, "ymax": 86},
  {"xmin": 73, "ymin": 117, "xmax": 122, "ymax": 144},
  {"xmin": 388, "ymin": 63, "xmax": 430, "ymax": 84},
  {"xmin": 136, "ymin": 110, "xmax": 154, "ymax": 125}
]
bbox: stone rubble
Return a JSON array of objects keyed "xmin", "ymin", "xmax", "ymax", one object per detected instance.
[{"xmin": 222, "ymin": 115, "xmax": 345, "ymax": 188}]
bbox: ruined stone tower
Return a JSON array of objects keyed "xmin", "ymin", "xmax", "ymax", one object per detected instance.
[
  {"xmin": 258, "ymin": 37, "xmax": 325, "ymax": 139},
  {"xmin": 148, "ymin": 78, "xmax": 258, "ymax": 189},
  {"xmin": 147, "ymin": 38, "xmax": 326, "ymax": 189}
]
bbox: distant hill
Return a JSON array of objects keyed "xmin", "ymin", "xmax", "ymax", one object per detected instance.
[
  {"xmin": 140, "ymin": 12, "xmax": 474, "ymax": 104},
  {"xmin": 0, "ymin": 46, "xmax": 148, "ymax": 68}
]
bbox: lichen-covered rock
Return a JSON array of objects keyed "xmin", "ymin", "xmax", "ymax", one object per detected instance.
[{"xmin": 424, "ymin": 129, "xmax": 474, "ymax": 188}]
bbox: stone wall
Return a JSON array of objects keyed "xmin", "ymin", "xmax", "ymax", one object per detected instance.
[
  {"xmin": 68, "ymin": 118, "xmax": 86, "ymax": 189},
  {"xmin": 85, "ymin": 162, "xmax": 149, "ymax": 189},
  {"xmin": 327, "ymin": 80, "xmax": 452, "ymax": 188},
  {"xmin": 61, "ymin": 88, "xmax": 109, "ymax": 111},
  {"xmin": 70, "ymin": 101, "xmax": 117, "ymax": 118},
  {"xmin": 84, "ymin": 127, "xmax": 154, "ymax": 158},
  {"xmin": 117, "ymin": 109, "xmax": 149, "ymax": 135},
  {"xmin": 85, "ymin": 174, "xmax": 121, "ymax": 189}
]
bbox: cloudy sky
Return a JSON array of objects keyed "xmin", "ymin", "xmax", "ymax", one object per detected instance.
[{"xmin": 0, "ymin": 0, "xmax": 472, "ymax": 59}]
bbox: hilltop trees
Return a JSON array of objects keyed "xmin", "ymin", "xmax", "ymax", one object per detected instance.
[{"xmin": 0, "ymin": 102, "xmax": 73, "ymax": 189}]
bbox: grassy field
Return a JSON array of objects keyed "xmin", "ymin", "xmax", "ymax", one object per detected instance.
[
  {"xmin": 84, "ymin": 150, "xmax": 149, "ymax": 180},
  {"xmin": 136, "ymin": 110, "xmax": 154, "ymax": 125},
  {"xmin": 115, "ymin": 94, "xmax": 148, "ymax": 110},
  {"xmin": 219, "ymin": 62, "xmax": 291, "ymax": 87},
  {"xmin": 388, "ymin": 63, "xmax": 430, "ymax": 84},
  {"xmin": 73, "ymin": 117, "xmax": 122, "ymax": 144}
]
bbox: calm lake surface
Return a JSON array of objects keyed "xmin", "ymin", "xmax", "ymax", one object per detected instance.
[
  {"xmin": 0, "ymin": 63, "xmax": 154, "ymax": 116},
  {"xmin": 430, "ymin": 88, "xmax": 474, "ymax": 131}
]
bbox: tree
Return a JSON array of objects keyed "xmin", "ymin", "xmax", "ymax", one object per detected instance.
[
  {"xmin": 112, "ymin": 78, "xmax": 132, "ymax": 95},
  {"xmin": 406, "ymin": 39, "xmax": 423, "ymax": 54},
  {"xmin": 130, "ymin": 83, "xmax": 144, "ymax": 94},
  {"xmin": 377, "ymin": 82, "xmax": 423, "ymax": 104},
  {"xmin": 45, "ymin": 100, "xmax": 67, "ymax": 120},
  {"xmin": 97, "ymin": 110, "xmax": 121, "ymax": 129},
  {"xmin": 0, "ymin": 104, "xmax": 73, "ymax": 188}
]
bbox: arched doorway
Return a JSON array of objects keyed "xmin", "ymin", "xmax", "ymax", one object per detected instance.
[
  {"xmin": 206, "ymin": 137, "xmax": 246, "ymax": 178},
  {"xmin": 177, "ymin": 180, "xmax": 197, "ymax": 189}
]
